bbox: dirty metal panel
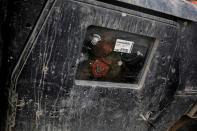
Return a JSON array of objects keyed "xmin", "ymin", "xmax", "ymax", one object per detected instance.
[
  {"xmin": 114, "ymin": 0, "xmax": 197, "ymax": 22},
  {"xmin": 11, "ymin": 0, "xmax": 184, "ymax": 131},
  {"xmin": 176, "ymin": 22, "xmax": 197, "ymax": 94}
]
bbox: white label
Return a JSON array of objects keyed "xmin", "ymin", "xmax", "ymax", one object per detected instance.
[{"xmin": 114, "ymin": 39, "xmax": 134, "ymax": 53}]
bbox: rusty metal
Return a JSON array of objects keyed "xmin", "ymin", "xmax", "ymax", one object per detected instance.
[{"xmin": 187, "ymin": 103, "xmax": 197, "ymax": 118}]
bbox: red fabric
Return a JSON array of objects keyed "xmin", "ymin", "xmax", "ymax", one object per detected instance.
[
  {"xmin": 192, "ymin": 1, "xmax": 197, "ymax": 4},
  {"xmin": 92, "ymin": 59, "xmax": 111, "ymax": 78}
]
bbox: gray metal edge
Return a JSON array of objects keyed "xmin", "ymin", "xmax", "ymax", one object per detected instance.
[
  {"xmin": 117, "ymin": 0, "xmax": 197, "ymax": 22},
  {"xmin": 78, "ymin": 0, "xmax": 197, "ymax": 22}
]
